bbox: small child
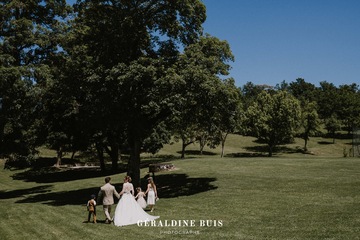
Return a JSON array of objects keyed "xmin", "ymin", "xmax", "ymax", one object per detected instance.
[
  {"xmin": 135, "ymin": 187, "xmax": 147, "ymax": 209},
  {"xmin": 87, "ymin": 194, "xmax": 97, "ymax": 223}
]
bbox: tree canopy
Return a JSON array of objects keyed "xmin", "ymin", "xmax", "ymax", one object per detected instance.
[
  {"xmin": 1, "ymin": 0, "xmax": 360, "ymax": 179},
  {"xmin": 246, "ymin": 91, "xmax": 301, "ymax": 156}
]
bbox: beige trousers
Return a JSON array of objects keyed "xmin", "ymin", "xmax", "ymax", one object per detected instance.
[{"xmin": 103, "ymin": 205, "xmax": 112, "ymax": 221}]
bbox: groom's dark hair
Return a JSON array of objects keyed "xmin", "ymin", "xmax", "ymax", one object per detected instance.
[{"xmin": 105, "ymin": 177, "xmax": 111, "ymax": 183}]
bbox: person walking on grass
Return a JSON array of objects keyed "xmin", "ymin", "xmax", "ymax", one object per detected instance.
[
  {"xmin": 86, "ymin": 194, "xmax": 97, "ymax": 223},
  {"xmin": 145, "ymin": 177, "xmax": 158, "ymax": 212},
  {"xmin": 97, "ymin": 176, "xmax": 120, "ymax": 224}
]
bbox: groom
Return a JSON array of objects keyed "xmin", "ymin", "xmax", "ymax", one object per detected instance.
[{"xmin": 98, "ymin": 176, "xmax": 120, "ymax": 224}]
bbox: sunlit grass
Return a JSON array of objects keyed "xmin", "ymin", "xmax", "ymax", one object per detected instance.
[{"xmin": 1, "ymin": 134, "xmax": 359, "ymax": 240}]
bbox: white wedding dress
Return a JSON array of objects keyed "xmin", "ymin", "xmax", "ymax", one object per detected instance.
[{"xmin": 113, "ymin": 182, "xmax": 159, "ymax": 226}]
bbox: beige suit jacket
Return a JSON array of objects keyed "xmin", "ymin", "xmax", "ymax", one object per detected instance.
[{"xmin": 98, "ymin": 183, "xmax": 120, "ymax": 206}]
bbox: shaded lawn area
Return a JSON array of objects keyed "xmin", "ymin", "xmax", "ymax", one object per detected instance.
[{"xmin": 1, "ymin": 157, "xmax": 360, "ymax": 240}]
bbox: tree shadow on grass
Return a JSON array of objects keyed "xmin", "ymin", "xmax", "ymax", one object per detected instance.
[
  {"xmin": 176, "ymin": 150, "xmax": 217, "ymax": 156},
  {"xmin": 140, "ymin": 173, "xmax": 217, "ymax": 198},
  {"xmin": 11, "ymin": 155, "xmax": 182, "ymax": 183},
  {"xmin": 15, "ymin": 186, "xmax": 101, "ymax": 206},
  {"xmin": 243, "ymin": 145, "xmax": 268, "ymax": 154},
  {"xmin": 318, "ymin": 141, "xmax": 334, "ymax": 145},
  {"xmin": 11, "ymin": 167, "xmax": 126, "ymax": 183},
  {"xmin": 228, "ymin": 145, "xmax": 304, "ymax": 158},
  {"xmin": 225, "ymin": 152, "xmax": 268, "ymax": 158},
  {"xmin": 0, "ymin": 185, "xmax": 53, "ymax": 199},
  {"xmin": 31, "ymin": 157, "xmax": 81, "ymax": 168},
  {"xmin": 275, "ymin": 146, "xmax": 304, "ymax": 154},
  {"xmin": 14, "ymin": 174, "xmax": 217, "ymax": 206},
  {"xmin": 139, "ymin": 155, "xmax": 179, "ymax": 168}
]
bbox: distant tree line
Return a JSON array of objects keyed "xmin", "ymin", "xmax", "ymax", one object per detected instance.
[
  {"xmin": 242, "ymin": 80, "xmax": 360, "ymax": 156},
  {"xmin": 1, "ymin": 0, "xmax": 360, "ymax": 185}
]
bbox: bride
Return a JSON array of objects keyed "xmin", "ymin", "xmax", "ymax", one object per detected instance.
[{"xmin": 113, "ymin": 175, "xmax": 159, "ymax": 226}]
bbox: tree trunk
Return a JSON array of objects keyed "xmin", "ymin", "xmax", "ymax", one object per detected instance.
[
  {"xmin": 268, "ymin": 144, "xmax": 273, "ymax": 157},
  {"xmin": 107, "ymin": 142, "xmax": 119, "ymax": 171},
  {"xmin": 128, "ymin": 138, "xmax": 141, "ymax": 188},
  {"xmin": 180, "ymin": 135, "xmax": 194, "ymax": 159},
  {"xmin": 112, "ymin": 143, "xmax": 119, "ymax": 171},
  {"xmin": 221, "ymin": 141, "xmax": 225, "ymax": 158},
  {"xmin": 220, "ymin": 132, "xmax": 228, "ymax": 158},
  {"xmin": 71, "ymin": 151, "xmax": 76, "ymax": 160},
  {"xmin": 55, "ymin": 146, "xmax": 63, "ymax": 168},
  {"xmin": 118, "ymin": 149, "xmax": 122, "ymax": 162},
  {"xmin": 199, "ymin": 135, "xmax": 206, "ymax": 155},
  {"xmin": 199, "ymin": 141, "xmax": 205, "ymax": 155},
  {"xmin": 304, "ymin": 138, "xmax": 308, "ymax": 152},
  {"xmin": 181, "ymin": 137, "xmax": 188, "ymax": 159},
  {"xmin": 0, "ymin": 101, "xmax": 4, "ymax": 145},
  {"xmin": 96, "ymin": 142, "xmax": 106, "ymax": 172}
]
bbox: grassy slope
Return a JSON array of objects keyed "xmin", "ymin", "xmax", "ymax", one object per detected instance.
[{"xmin": 1, "ymin": 135, "xmax": 359, "ymax": 240}]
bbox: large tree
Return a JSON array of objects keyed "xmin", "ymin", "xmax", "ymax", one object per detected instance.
[
  {"xmin": 173, "ymin": 35, "xmax": 235, "ymax": 158},
  {"xmin": 337, "ymin": 84, "xmax": 360, "ymax": 134},
  {"xmin": 66, "ymin": 0, "xmax": 206, "ymax": 185},
  {"xmin": 246, "ymin": 90, "xmax": 301, "ymax": 156},
  {"xmin": 210, "ymin": 78, "xmax": 242, "ymax": 158},
  {"xmin": 316, "ymin": 81, "xmax": 341, "ymax": 120},
  {"xmin": 299, "ymin": 101, "xmax": 321, "ymax": 152},
  {"xmin": 0, "ymin": 0, "xmax": 69, "ymax": 161},
  {"xmin": 107, "ymin": 57, "xmax": 181, "ymax": 175}
]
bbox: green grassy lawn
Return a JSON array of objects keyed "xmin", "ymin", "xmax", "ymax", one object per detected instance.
[{"xmin": 1, "ymin": 135, "xmax": 359, "ymax": 240}]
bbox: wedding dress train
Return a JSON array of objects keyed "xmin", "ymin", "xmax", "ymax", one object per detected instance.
[{"xmin": 113, "ymin": 182, "xmax": 159, "ymax": 226}]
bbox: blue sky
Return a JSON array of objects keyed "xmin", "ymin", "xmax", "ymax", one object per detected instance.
[
  {"xmin": 202, "ymin": 0, "xmax": 360, "ymax": 87},
  {"xmin": 66, "ymin": 0, "xmax": 360, "ymax": 87}
]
